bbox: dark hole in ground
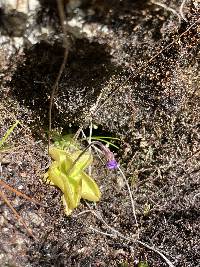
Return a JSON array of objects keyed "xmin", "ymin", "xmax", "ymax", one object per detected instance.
[{"xmin": 10, "ymin": 37, "xmax": 121, "ymax": 136}]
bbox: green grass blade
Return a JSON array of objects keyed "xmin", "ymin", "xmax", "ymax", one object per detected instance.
[
  {"xmin": 91, "ymin": 136, "xmax": 120, "ymax": 140},
  {"xmin": 91, "ymin": 137, "xmax": 119, "ymax": 149},
  {"xmin": 0, "ymin": 120, "xmax": 20, "ymax": 148}
]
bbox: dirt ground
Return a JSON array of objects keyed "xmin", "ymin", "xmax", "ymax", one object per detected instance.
[{"xmin": 0, "ymin": 0, "xmax": 199, "ymax": 266}]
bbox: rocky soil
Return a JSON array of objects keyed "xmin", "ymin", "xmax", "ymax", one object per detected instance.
[{"xmin": 0, "ymin": 0, "xmax": 199, "ymax": 266}]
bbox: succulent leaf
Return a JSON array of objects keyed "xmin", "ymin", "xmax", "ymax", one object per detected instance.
[{"xmin": 44, "ymin": 138, "xmax": 101, "ymax": 215}]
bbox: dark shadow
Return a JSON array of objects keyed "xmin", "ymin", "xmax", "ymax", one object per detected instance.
[
  {"xmin": 0, "ymin": 7, "xmax": 27, "ymax": 37},
  {"xmin": 10, "ymin": 37, "xmax": 121, "ymax": 134},
  {"xmin": 36, "ymin": 0, "xmax": 63, "ymax": 27}
]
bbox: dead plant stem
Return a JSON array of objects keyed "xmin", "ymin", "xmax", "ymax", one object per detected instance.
[
  {"xmin": 76, "ymin": 209, "xmax": 175, "ymax": 267},
  {"xmin": 0, "ymin": 190, "xmax": 34, "ymax": 238},
  {"xmin": 117, "ymin": 166, "xmax": 139, "ymax": 238},
  {"xmin": 48, "ymin": 0, "xmax": 69, "ymax": 150},
  {"xmin": 0, "ymin": 179, "xmax": 40, "ymax": 206},
  {"xmin": 180, "ymin": 0, "xmax": 188, "ymax": 22}
]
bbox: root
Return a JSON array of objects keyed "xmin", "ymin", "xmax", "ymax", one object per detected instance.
[{"xmin": 0, "ymin": 190, "xmax": 34, "ymax": 238}]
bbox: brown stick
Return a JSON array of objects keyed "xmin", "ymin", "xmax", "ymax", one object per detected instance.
[
  {"xmin": 0, "ymin": 190, "xmax": 34, "ymax": 238},
  {"xmin": 48, "ymin": 0, "xmax": 70, "ymax": 150},
  {"xmin": 0, "ymin": 179, "xmax": 40, "ymax": 206}
]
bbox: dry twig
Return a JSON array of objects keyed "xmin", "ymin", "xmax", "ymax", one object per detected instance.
[
  {"xmin": 76, "ymin": 209, "xmax": 175, "ymax": 267},
  {"xmin": 0, "ymin": 190, "xmax": 34, "ymax": 238},
  {"xmin": 0, "ymin": 179, "xmax": 40, "ymax": 205},
  {"xmin": 48, "ymin": 0, "xmax": 70, "ymax": 150},
  {"xmin": 117, "ymin": 166, "xmax": 139, "ymax": 237},
  {"xmin": 0, "ymin": 178, "xmax": 42, "ymax": 238}
]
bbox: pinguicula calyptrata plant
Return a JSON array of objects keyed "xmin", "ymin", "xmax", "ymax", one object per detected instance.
[{"xmin": 44, "ymin": 135, "xmax": 118, "ymax": 215}]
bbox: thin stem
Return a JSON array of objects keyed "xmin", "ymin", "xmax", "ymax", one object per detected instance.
[
  {"xmin": 88, "ymin": 121, "xmax": 93, "ymax": 176},
  {"xmin": 180, "ymin": 0, "xmax": 188, "ymax": 22},
  {"xmin": 117, "ymin": 166, "xmax": 139, "ymax": 238},
  {"xmin": 89, "ymin": 226, "xmax": 116, "ymax": 238},
  {"xmin": 137, "ymin": 240, "xmax": 175, "ymax": 267},
  {"xmin": 48, "ymin": 0, "xmax": 69, "ymax": 150}
]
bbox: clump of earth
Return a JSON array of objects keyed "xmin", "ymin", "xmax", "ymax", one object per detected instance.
[{"xmin": 0, "ymin": 0, "xmax": 199, "ymax": 266}]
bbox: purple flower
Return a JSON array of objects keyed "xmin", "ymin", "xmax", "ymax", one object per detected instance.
[
  {"xmin": 106, "ymin": 159, "xmax": 118, "ymax": 170},
  {"xmin": 92, "ymin": 141, "xmax": 119, "ymax": 170}
]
